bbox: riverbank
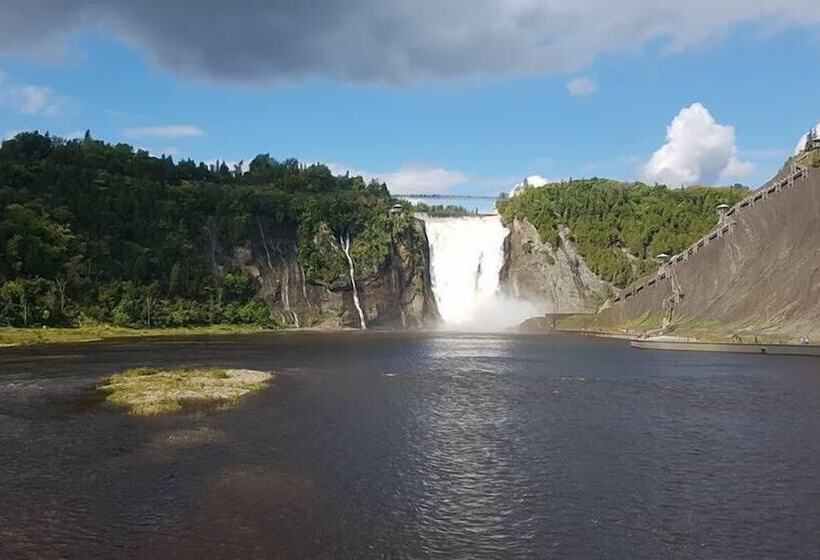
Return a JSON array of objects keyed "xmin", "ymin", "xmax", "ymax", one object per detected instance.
[
  {"xmin": 0, "ymin": 324, "xmax": 280, "ymax": 347},
  {"xmin": 554, "ymin": 312, "xmax": 809, "ymax": 345}
]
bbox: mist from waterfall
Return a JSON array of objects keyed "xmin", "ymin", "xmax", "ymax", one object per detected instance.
[{"xmin": 422, "ymin": 214, "xmax": 541, "ymax": 331}]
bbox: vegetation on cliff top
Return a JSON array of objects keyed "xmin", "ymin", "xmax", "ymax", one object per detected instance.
[
  {"xmin": 408, "ymin": 202, "xmax": 474, "ymax": 216},
  {"xmin": 497, "ymin": 178, "xmax": 748, "ymax": 287},
  {"xmin": 0, "ymin": 131, "xmax": 412, "ymax": 329}
]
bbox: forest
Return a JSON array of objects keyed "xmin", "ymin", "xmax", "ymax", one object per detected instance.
[
  {"xmin": 0, "ymin": 131, "xmax": 754, "ymax": 329},
  {"xmin": 0, "ymin": 132, "xmax": 398, "ymax": 328},
  {"xmin": 497, "ymin": 178, "xmax": 748, "ymax": 286}
]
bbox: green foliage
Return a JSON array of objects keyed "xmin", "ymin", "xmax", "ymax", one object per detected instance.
[
  {"xmin": 0, "ymin": 131, "xmax": 400, "ymax": 328},
  {"xmin": 498, "ymin": 178, "xmax": 748, "ymax": 287},
  {"xmin": 409, "ymin": 202, "xmax": 474, "ymax": 216}
]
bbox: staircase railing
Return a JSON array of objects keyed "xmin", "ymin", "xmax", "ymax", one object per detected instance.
[{"xmin": 613, "ymin": 162, "xmax": 810, "ymax": 304}]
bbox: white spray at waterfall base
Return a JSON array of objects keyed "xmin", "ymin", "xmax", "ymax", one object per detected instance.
[
  {"xmin": 422, "ymin": 214, "xmax": 542, "ymax": 331},
  {"xmin": 339, "ymin": 232, "xmax": 367, "ymax": 329}
]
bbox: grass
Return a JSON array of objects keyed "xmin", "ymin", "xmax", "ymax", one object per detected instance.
[
  {"xmin": 98, "ymin": 366, "xmax": 273, "ymax": 416},
  {"xmin": 0, "ymin": 324, "xmax": 278, "ymax": 347},
  {"xmin": 557, "ymin": 311, "xmax": 802, "ymax": 344}
]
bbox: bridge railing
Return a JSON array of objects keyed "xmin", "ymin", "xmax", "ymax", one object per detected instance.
[{"xmin": 392, "ymin": 193, "xmax": 501, "ymax": 200}]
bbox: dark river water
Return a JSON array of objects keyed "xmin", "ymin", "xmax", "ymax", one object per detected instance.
[{"xmin": 1, "ymin": 331, "xmax": 819, "ymax": 559}]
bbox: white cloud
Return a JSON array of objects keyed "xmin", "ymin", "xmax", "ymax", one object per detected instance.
[
  {"xmin": 639, "ymin": 103, "xmax": 754, "ymax": 187},
  {"xmin": 328, "ymin": 163, "xmax": 467, "ymax": 194},
  {"xmin": 141, "ymin": 146, "xmax": 181, "ymax": 157},
  {"xmin": 0, "ymin": 71, "xmax": 64, "ymax": 116},
  {"xmin": 17, "ymin": 85, "xmax": 56, "ymax": 114},
  {"xmin": 793, "ymin": 121, "xmax": 820, "ymax": 155},
  {"xmin": 509, "ymin": 175, "xmax": 550, "ymax": 197},
  {"xmin": 61, "ymin": 130, "xmax": 86, "ymax": 140},
  {"xmin": 567, "ymin": 77, "xmax": 598, "ymax": 96},
  {"xmin": 326, "ymin": 162, "xmax": 370, "ymax": 180},
  {"xmin": 123, "ymin": 125, "xmax": 206, "ymax": 139},
  {"xmin": 381, "ymin": 166, "xmax": 468, "ymax": 193},
  {"xmin": 3, "ymin": 129, "xmax": 22, "ymax": 141}
]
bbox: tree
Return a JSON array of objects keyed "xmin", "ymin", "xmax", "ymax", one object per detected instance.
[
  {"xmin": 497, "ymin": 178, "xmax": 747, "ymax": 286},
  {"xmin": 0, "ymin": 131, "xmax": 411, "ymax": 328}
]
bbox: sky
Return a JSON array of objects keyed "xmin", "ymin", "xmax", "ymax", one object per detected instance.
[{"xmin": 1, "ymin": 1, "xmax": 819, "ymax": 199}]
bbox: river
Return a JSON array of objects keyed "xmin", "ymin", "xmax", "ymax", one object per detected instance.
[{"xmin": 1, "ymin": 331, "xmax": 819, "ymax": 558}]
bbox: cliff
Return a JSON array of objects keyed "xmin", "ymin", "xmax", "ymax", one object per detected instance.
[
  {"xmin": 580, "ymin": 163, "xmax": 820, "ymax": 341},
  {"xmin": 215, "ymin": 218, "xmax": 439, "ymax": 329},
  {"xmin": 500, "ymin": 218, "xmax": 611, "ymax": 313},
  {"xmin": 0, "ymin": 132, "xmax": 443, "ymax": 330}
]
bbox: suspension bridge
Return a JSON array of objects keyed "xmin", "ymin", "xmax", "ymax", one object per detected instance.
[{"xmin": 391, "ymin": 193, "xmax": 502, "ymax": 200}]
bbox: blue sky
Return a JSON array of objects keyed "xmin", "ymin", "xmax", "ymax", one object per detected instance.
[{"xmin": 1, "ymin": 4, "xmax": 819, "ymax": 199}]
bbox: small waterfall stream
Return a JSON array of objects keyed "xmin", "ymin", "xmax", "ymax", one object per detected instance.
[{"xmin": 339, "ymin": 232, "xmax": 367, "ymax": 329}]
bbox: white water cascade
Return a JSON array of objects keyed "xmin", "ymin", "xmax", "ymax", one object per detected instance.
[
  {"xmin": 339, "ymin": 233, "xmax": 367, "ymax": 330},
  {"xmin": 422, "ymin": 214, "xmax": 540, "ymax": 330}
]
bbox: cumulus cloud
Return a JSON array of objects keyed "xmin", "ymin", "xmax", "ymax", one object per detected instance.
[
  {"xmin": 566, "ymin": 77, "xmax": 598, "ymax": 96},
  {"xmin": 60, "ymin": 130, "xmax": 86, "ymax": 140},
  {"xmin": 793, "ymin": 121, "xmax": 820, "ymax": 155},
  {"xmin": 639, "ymin": 103, "xmax": 753, "ymax": 187},
  {"xmin": 509, "ymin": 175, "xmax": 550, "ymax": 197},
  {"xmin": 122, "ymin": 125, "xmax": 205, "ymax": 139},
  {"xmin": 328, "ymin": 163, "xmax": 467, "ymax": 193},
  {"xmin": 381, "ymin": 166, "xmax": 468, "ymax": 193},
  {"xmin": 0, "ymin": 71, "xmax": 64, "ymax": 115},
  {"xmin": 1, "ymin": 1, "xmax": 819, "ymax": 84}
]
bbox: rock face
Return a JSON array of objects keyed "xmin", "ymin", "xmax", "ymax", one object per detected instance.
[
  {"xmin": 500, "ymin": 218, "xmax": 611, "ymax": 314},
  {"xmin": 591, "ymin": 164, "xmax": 820, "ymax": 340},
  {"xmin": 212, "ymin": 218, "xmax": 439, "ymax": 329}
]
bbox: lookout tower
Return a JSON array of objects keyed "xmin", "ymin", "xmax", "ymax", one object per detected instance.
[{"xmin": 716, "ymin": 203, "xmax": 730, "ymax": 223}]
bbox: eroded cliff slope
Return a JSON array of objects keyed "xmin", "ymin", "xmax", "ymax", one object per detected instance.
[
  {"xmin": 501, "ymin": 218, "xmax": 611, "ymax": 314},
  {"xmin": 214, "ymin": 218, "xmax": 439, "ymax": 329}
]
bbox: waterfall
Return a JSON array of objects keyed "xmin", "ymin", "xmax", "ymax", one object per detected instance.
[
  {"xmin": 422, "ymin": 214, "xmax": 540, "ymax": 330},
  {"xmin": 339, "ymin": 232, "xmax": 367, "ymax": 330}
]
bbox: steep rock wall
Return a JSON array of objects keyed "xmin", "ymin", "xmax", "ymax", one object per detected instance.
[
  {"xmin": 500, "ymin": 218, "xmax": 611, "ymax": 313},
  {"xmin": 590, "ymin": 165, "xmax": 820, "ymax": 339},
  {"xmin": 212, "ymin": 218, "xmax": 438, "ymax": 329}
]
